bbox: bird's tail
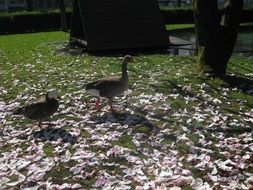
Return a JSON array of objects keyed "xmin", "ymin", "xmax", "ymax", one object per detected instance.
[{"xmin": 13, "ymin": 107, "xmax": 25, "ymax": 115}]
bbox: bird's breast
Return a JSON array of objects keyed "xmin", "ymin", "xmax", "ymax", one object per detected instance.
[{"xmin": 86, "ymin": 89, "xmax": 100, "ymax": 97}]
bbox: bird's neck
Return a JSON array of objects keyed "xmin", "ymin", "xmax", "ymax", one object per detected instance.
[
  {"xmin": 47, "ymin": 98, "xmax": 59, "ymax": 104},
  {"xmin": 121, "ymin": 62, "xmax": 128, "ymax": 80}
]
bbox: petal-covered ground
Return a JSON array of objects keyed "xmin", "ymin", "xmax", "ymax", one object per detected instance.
[{"xmin": 0, "ymin": 32, "xmax": 253, "ymax": 189}]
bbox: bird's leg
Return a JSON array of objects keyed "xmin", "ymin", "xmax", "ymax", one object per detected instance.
[
  {"xmin": 108, "ymin": 99, "xmax": 113, "ymax": 111},
  {"xmin": 109, "ymin": 99, "xmax": 121, "ymax": 112},
  {"xmin": 125, "ymin": 93, "xmax": 129, "ymax": 107},
  {"xmin": 48, "ymin": 120, "xmax": 53, "ymax": 127},
  {"xmin": 95, "ymin": 97, "xmax": 101, "ymax": 110},
  {"xmin": 37, "ymin": 121, "xmax": 42, "ymax": 128}
]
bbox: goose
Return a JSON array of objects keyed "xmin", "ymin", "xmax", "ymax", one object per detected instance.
[
  {"xmin": 13, "ymin": 89, "xmax": 60, "ymax": 126},
  {"xmin": 85, "ymin": 55, "xmax": 133, "ymax": 111}
]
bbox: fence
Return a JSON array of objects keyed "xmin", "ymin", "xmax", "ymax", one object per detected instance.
[{"xmin": 158, "ymin": 0, "xmax": 192, "ymax": 7}]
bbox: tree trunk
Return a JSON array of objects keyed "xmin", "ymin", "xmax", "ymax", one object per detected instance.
[
  {"xmin": 26, "ymin": 0, "xmax": 33, "ymax": 11},
  {"xmin": 194, "ymin": 0, "xmax": 243, "ymax": 77},
  {"xmin": 60, "ymin": 0, "xmax": 67, "ymax": 31},
  {"xmin": 176, "ymin": 0, "xmax": 182, "ymax": 7},
  {"xmin": 5, "ymin": 0, "xmax": 9, "ymax": 12}
]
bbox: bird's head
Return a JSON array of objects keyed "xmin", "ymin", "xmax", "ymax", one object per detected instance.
[
  {"xmin": 122, "ymin": 55, "xmax": 134, "ymax": 65},
  {"xmin": 46, "ymin": 89, "xmax": 61, "ymax": 101}
]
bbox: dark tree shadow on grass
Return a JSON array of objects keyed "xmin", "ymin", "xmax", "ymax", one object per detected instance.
[
  {"xmin": 33, "ymin": 128, "xmax": 77, "ymax": 144},
  {"xmin": 218, "ymin": 126, "xmax": 252, "ymax": 134},
  {"xmin": 150, "ymin": 78, "xmax": 253, "ymax": 134},
  {"xmin": 221, "ymin": 75, "xmax": 253, "ymax": 95},
  {"xmin": 229, "ymin": 61, "xmax": 253, "ymax": 74},
  {"xmin": 199, "ymin": 73, "xmax": 253, "ymax": 96},
  {"xmin": 154, "ymin": 79, "xmax": 205, "ymax": 102},
  {"xmin": 58, "ymin": 42, "xmax": 169, "ymax": 57},
  {"xmin": 224, "ymin": 107, "xmax": 253, "ymax": 119}
]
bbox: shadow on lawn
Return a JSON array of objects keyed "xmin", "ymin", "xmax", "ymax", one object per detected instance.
[
  {"xmin": 90, "ymin": 111, "xmax": 159, "ymax": 133},
  {"xmin": 153, "ymin": 79, "xmax": 205, "ymax": 103},
  {"xmin": 222, "ymin": 75, "xmax": 253, "ymax": 95},
  {"xmin": 33, "ymin": 128, "xmax": 77, "ymax": 144},
  {"xmin": 206, "ymin": 125, "xmax": 253, "ymax": 135},
  {"xmin": 58, "ymin": 42, "xmax": 169, "ymax": 57}
]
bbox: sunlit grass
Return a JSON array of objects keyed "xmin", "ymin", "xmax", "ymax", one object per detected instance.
[{"xmin": 0, "ymin": 31, "xmax": 252, "ymax": 189}]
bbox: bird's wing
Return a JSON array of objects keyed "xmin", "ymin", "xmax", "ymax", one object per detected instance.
[
  {"xmin": 20, "ymin": 101, "xmax": 47, "ymax": 118},
  {"xmin": 85, "ymin": 77, "xmax": 121, "ymax": 90}
]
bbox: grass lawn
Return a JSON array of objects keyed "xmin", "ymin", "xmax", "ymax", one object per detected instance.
[
  {"xmin": 166, "ymin": 23, "xmax": 253, "ymax": 31},
  {"xmin": 166, "ymin": 24, "xmax": 194, "ymax": 31},
  {"xmin": 0, "ymin": 32, "xmax": 253, "ymax": 189}
]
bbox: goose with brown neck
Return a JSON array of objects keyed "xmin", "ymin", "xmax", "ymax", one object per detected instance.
[
  {"xmin": 85, "ymin": 55, "xmax": 133, "ymax": 111},
  {"xmin": 13, "ymin": 89, "xmax": 61, "ymax": 126}
]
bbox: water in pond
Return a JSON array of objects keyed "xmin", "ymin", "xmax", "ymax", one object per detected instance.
[{"xmin": 168, "ymin": 27, "xmax": 253, "ymax": 56}]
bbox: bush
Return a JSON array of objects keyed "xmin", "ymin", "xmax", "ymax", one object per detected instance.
[
  {"xmin": 241, "ymin": 9, "xmax": 253, "ymax": 23},
  {"xmin": 161, "ymin": 8, "xmax": 193, "ymax": 24},
  {"xmin": 161, "ymin": 8, "xmax": 253, "ymax": 24},
  {"xmin": 0, "ymin": 8, "xmax": 252, "ymax": 34},
  {"xmin": 0, "ymin": 11, "xmax": 71, "ymax": 34}
]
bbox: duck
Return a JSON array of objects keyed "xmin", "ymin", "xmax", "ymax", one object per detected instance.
[
  {"xmin": 85, "ymin": 55, "xmax": 133, "ymax": 111},
  {"xmin": 13, "ymin": 89, "xmax": 60, "ymax": 126}
]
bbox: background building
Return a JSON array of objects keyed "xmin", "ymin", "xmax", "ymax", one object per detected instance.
[
  {"xmin": 1, "ymin": 0, "xmax": 253, "ymax": 12},
  {"xmin": 158, "ymin": 0, "xmax": 192, "ymax": 7},
  {"xmin": 0, "ymin": 0, "xmax": 71, "ymax": 12},
  {"xmin": 158, "ymin": 0, "xmax": 253, "ymax": 8}
]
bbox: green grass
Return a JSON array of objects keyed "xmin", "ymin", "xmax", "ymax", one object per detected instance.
[
  {"xmin": 44, "ymin": 162, "xmax": 73, "ymax": 184},
  {"xmin": 43, "ymin": 143, "xmax": 56, "ymax": 157},
  {"xmin": 111, "ymin": 134, "xmax": 135, "ymax": 149},
  {"xmin": 166, "ymin": 24, "xmax": 195, "ymax": 31},
  {"xmin": 0, "ymin": 32, "xmax": 253, "ymax": 189},
  {"xmin": 166, "ymin": 22, "xmax": 253, "ymax": 31}
]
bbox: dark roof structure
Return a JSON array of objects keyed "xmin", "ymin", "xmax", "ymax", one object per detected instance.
[{"xmin": 70, "ymin": 0, "xmax": 169, "ymax": 52}]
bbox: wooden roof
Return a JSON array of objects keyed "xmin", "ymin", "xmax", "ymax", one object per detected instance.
[{"xmin": 70, "ymin": 0, "xmax": 169, "ymax": 51}]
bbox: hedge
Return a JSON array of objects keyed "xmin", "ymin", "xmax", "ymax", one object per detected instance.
[
  {"xmin": 0, "ymin": 11, "xmax": 72, "ymax": 34},
  {"xmin": 0, "ymin": 9, "xmax": 252, "ymax": 34},
  {"xmin": 161, "ymin": 8, "xmax": 253, "ymax": 24},
  {"xmin": 161, "ymin": 9, "xmax": 193, "ymax": 24}
]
